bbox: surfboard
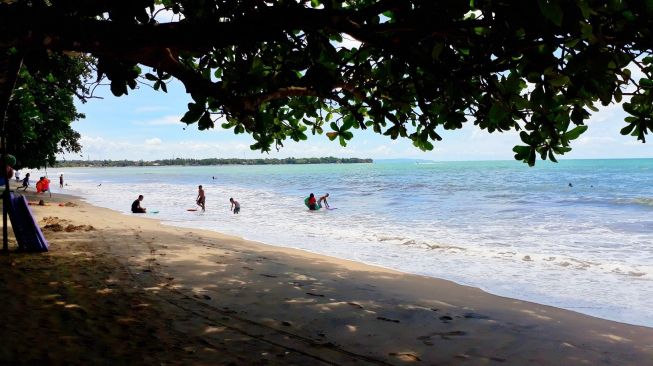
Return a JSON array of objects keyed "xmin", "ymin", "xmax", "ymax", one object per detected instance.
[
  {"xmin": 187, "ymin": 208, "xmax": 198, "ymax": 212},
  {"xmin": 149, "ymin": 210, "xmax": 159, "ymax": 214}
]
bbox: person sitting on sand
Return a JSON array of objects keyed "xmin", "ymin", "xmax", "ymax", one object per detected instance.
[
  {"xmin": 18, "ymin": 173, "xmax": 30, "ymax": 191},
  {"xmin": 131, "ymin": 195, "xmax": 147, "ymax": 213},
  {"xmin": 318, "ymin": 193, "xmax": 330, "ymax": 209},
  {"xmin": 230, "ymin": 197, "xmax": 240, "ymax": 214},
  {"xmin": 307, "ymin": 193, "xmax": 318, "ymax": 210},
  {"xmin": 196, "ymin": 185, "xmax": 206, "ymax": 212}
]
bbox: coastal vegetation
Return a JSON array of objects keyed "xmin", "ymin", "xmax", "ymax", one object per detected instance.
[
  {"xmin": 1, "ymin": 1, "xmax": 653, "ymax": 166},
  {"xmin": 5, "ymin": 53, "xmax": 92, "ymax": 169},
  {"xmin": 56, "ymin": 157, "xmax": 372, "ymax": 167}
]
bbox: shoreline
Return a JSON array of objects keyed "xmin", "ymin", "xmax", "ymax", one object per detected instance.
[{"xmin": 2, "ymin": 187, "xmax": 652, "ymax": 364}]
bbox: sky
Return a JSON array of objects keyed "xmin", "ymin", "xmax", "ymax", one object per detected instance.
[{"xmin": 61, "ymin": 74, "xmax": 653, "ymax": 162}]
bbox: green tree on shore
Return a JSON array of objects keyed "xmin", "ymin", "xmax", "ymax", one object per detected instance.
[
  {"xmin": 6, "ymin": 53, "xmax": 91, "ymax": 169},
  {"xmin": 1, "ymin": 1, "xmax": 652, "ymax": 165}
]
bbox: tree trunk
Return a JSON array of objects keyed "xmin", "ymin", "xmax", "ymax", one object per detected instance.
[{"xmin": 0, "ymin": 49, "xmax": 24, "ymax": 252}]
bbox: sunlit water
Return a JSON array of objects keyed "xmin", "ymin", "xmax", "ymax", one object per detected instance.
[{"xmin": 38, "ymin": 159, "xmax": 653, "ymax": 327}]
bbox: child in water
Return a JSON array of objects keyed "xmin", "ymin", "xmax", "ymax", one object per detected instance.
[{"xmin": 230, "ymin": 198, "xmax": 240, "ymax": 214}]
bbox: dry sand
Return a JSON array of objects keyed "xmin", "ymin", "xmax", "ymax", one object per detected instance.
[{"xmin": 0, "ymin": 189, "xmax": 651, "ymax": 365}]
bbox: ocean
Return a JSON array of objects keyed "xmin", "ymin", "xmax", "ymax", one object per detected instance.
[{"xmin": 41, "ymin": 159, "xmax": 653, "ymax": 327}]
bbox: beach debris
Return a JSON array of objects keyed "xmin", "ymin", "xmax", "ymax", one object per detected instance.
[
  {"xmin": 389, "ymin": 352, "xmax": 421, "ymax": 362},
  {"xmin": 306, "ymin": 292, "xmax": 324, "ymax": 297},
  {"xmin": 439, "ymin": 315, "xmax": 453, "ymax": 322},
  {"xmin": 376, "ymin": 316, "xmax": 400, "ymax": 323}
]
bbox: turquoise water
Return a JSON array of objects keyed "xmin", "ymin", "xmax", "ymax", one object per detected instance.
[{"xmin": 47, "ymin": 159, "xmax": 653, "ymax": 327}]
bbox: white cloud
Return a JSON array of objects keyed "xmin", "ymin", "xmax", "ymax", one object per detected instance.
[{"xmin": 145, "ymin": 138, "xmax": 162, "ymax": 146}]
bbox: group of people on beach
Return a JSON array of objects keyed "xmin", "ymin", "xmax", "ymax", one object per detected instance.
[
  {"xmin": 131, "ymin": 184, "xmax": 240, "ymax": 214},
  {"xmin": 131, "ymin": 184, "xmax": 329, "ymax": 214},
  {"xmin": 17, "ymin": 173, "xmax": 64, "ymax": 193}
]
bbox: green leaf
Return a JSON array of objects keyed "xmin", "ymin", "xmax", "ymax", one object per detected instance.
[
  {"xmin": 339, "ymin": 136, "xmax": 347, "ymax": 147},
  {"xmin": 198, "ymin": 112, "xmax": 214, "ymax": 130},
  {"xmin": 565, "ymin": 125, "xmax": 588, "ymax": 140},
  {"xmin": 537, "ymin": 0, "xmax": 563, "ymax": 26},
  {"xmin": 548, "ymin": 75, "xmax": 570, "ymax": 87},
  {"xmin": 144, "ymin": 73, "xmax": 158, "ymax": 81},
  {"xmin": 620, "ymin": 123, "xmax": 636, "ymax": 136}
]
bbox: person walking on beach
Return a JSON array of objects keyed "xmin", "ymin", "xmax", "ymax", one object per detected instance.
[
  {"xmin": 18, "ymin": 173, "xmax": 30, "ymax": 191},
  {"xmin": 318, "ymin": 193, "xmax": 330, "ymax": 209},
  {"xmin": 230, "ymin": 197, "xmax": 240, "ymax": 214},
  {"xmin": 59, "ymin": 174, "xmax": 64, "ymax": 188},
  {"xmin": 131, "ymin": 195, "xmax": 146, "ymax": 213},
  {"xmin": 196, "ymin": 185, "xmax": 206, "ymax": 212}
]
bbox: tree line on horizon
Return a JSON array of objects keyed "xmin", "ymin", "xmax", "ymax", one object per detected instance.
[{"xmin": 55, "ymin": 157, "xmax": 373, "ymax": 167}]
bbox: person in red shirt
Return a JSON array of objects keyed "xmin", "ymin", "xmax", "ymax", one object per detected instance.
[{"xmin": 307, "ymin": 193, "xmax": 318, "ymax": 210}]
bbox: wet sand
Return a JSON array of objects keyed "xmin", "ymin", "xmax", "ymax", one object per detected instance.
[{"xmin": 1, "ymin": 189, "xmax": 651, "ymax": 365}]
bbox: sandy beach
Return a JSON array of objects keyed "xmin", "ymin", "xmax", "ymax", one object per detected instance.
[{"xmin": 0, "ymin": 188, "xmax": 651, "ymax": 365}]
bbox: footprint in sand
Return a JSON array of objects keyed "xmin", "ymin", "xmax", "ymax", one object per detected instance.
[{"xmin": 439, "ymin": 315, "xmax": 453, "ymax": 322}]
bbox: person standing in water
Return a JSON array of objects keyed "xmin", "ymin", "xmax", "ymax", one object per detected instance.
[
  {"xmin": 196, "ymin": 185, "xmax": 206, "ymax": 211},
  {"xmin": 230, "ymin": 197, "xmax": 240, "ymax": 214},
  {"xmin": 318, "ymin": 193, "xmax": 330, "ymax": 209},
  {"xmin": 59, "ymin": 174, "xmax": 64, "ymax": 188}
]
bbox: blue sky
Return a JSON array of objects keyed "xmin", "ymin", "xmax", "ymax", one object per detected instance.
[{"xmin": 62, "ymin": 76, "xmax": 653, "ymax": 162}]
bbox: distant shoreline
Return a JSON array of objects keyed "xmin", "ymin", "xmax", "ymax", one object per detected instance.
[{"xmin": 55, "ymin": 157, "xmax": 373, "ymax": 168}]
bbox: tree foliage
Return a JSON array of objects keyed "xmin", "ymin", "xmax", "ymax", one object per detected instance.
[
  {"xmin": 1, "ymin": 0, "xmax": 653, "ymax": 165},
  {"xmin": 5, "ymin": 53, "xmax": 91, "ymax": 169}
]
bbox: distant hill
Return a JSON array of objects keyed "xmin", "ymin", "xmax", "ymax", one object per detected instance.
[{"xmin": 56, "ymin": 157, "xmax": 373, "ymax": 167}]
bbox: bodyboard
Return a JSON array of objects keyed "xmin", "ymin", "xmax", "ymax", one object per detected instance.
[
  {"xmin": 7, "ymin": 192, "xmax": 49, "ymax": 252},
  {"xmin": 304, "ymin": 197, "xmax": 321, "ymax": 211}
]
